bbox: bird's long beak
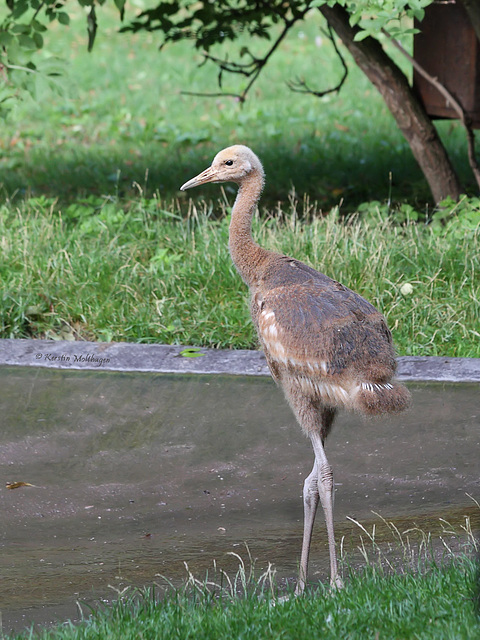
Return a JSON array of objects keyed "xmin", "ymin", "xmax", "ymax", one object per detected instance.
[{"xmin": 180, "ymin": 166, "xmax": 217, "ymax": 191}]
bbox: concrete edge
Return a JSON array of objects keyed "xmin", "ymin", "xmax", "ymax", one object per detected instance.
[{"xmin": 0, "ymin": 338, "xmax": 479, "ymax": 382}]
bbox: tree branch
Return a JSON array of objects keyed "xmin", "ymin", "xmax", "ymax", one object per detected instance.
[
  {"xmin": 287, "ymin": 25, "xmax": 348, "ymax": 98},
  {"xmin": 383, "ymin": 28, "xmax": 480, "ymax": 190},
  {"xmin": 31, "ymin": 1, "xmax": 46, "ymax": 23},
  {"xmin": 182, "ymin": 9, "xmax": 308, "ymax": 103}
]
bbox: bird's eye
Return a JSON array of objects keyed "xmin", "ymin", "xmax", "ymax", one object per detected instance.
[{"xmin": 225, "ymin": 160, "xmax": 233, "ymax": 166}]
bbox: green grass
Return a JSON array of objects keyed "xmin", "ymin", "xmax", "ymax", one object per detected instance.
[
  {"xmin": 7, "ymin": 555, "xmax": 480, "ymax": 639},
  {"xmin": 1, "ymin": 195, "xmax": 478, "ymax": 357},
  {"xmin": 0, "ymin": 6, "xmax": 478, "ymax": 357},
  {"xmin": 0, "ymin": 5, "xmax": 475, "ymax": 209}
]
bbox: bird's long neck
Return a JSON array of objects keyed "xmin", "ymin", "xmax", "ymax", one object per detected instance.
[{"xmin": 228, "ymin": 170, "xmax": 270, "ymax": 287}]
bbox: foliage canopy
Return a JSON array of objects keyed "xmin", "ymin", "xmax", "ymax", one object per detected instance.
[{"xmin": 0, "ymin": 0, "xmax": 431, "ymax": 110}]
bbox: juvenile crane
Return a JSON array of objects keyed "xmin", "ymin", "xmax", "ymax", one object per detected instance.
[{"xmin": 180, "ymin": 145, "xmax": 410, "ymax": 593}]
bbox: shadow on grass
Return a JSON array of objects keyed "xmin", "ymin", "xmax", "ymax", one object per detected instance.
[{"xmin": 1, "ymin": 134, "xmax": 475, "ymax": 211}]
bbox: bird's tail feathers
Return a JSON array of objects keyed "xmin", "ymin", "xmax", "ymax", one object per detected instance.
[{"xmin": 356, "ymin": 381, "xmax": 410, "ymax": 416}]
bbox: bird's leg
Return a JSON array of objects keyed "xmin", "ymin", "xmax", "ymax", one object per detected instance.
[
  {"xmin": 295, "ymin": 459, "xmax": 319, "ymax": 596},
  {"xmin": 282, "ymin": 390, "xmax": 341, "ymax": 593},
  {"xmin": 310, "ymin": 430, "xmax": 343, "ymax": 590}
]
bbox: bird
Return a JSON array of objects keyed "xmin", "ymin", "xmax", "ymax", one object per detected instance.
[{"xmin": 180, "ymin": 145, "xmax": 410, "ymax": 594}]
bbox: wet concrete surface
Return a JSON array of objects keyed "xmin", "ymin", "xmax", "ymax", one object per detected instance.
[{"xmin": 0, "ymin": 366, "xmax": 479, "ymax": 634}]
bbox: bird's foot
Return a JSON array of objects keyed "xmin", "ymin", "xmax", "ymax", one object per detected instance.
[
  {"xmin": 270, "ymin": 594, "xmax": 291, "ymax": 606},
  {"xmin": 330, "ymin": 574, "xmax": 344, "ymax": 590}
]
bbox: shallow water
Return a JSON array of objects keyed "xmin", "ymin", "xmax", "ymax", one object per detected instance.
[{"xmin": 0, "ymin": 367, "xmax": 479, "ymax": 633}]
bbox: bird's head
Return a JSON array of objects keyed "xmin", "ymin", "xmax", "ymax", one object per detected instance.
[{"xmin": 180, "ymin": 145, "xmax": 263, "ymax": 191}]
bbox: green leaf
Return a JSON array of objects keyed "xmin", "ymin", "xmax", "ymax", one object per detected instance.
[
  {"xmin": 11, "ymin": 2, "xmax": 30, "ymax": 19},
  {"xmin": 0, "ymin": 32, "xmax": 14, "ymax": 46},
  {"xmin": 17, "ymin": 34, "xmax": 37, "ymax": 50},
  {"xmin": 10, "ymin": 24, "xmax": 31, "ymax": 35},
  {"xmin": 353, "ymin": 30, "xmax": 372, "ymax": 42},
  {"xmin": 57, "ymin": 12, "xmax": 70, "ymax": 26},
  {"xmin": 31, "ymin": 19, "xmax": 47, "ymax": 33},
  {"xmin": 180, "ymin": 348, "xmax": 205, "ymax": 358},
  {"xmin": 409, "ymin": 8, "xmax": 425, "ymax": 21},
  {"xmin": 32, "ymin": 31, "xmax": 43, "ymax": 48},
  {"xmin": 114, "ymin": 0, "xmax": 126, "ymax": 20}
]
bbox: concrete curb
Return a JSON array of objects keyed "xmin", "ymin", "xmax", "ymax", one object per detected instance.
[{"xmin": 0, "ymin": 338, "xmax": 479, "ymax": 382}]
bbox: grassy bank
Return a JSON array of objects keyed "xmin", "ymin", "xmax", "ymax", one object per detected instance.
[
  {"xmin": 1, "ymin": 195, "xmax": 478, "ymax": 357},
  {"xmin": 8, "ymin": 554, "xmax": 480, "ymax": 639},
  {"xmin": 0, "ymin": 6, "xmax": 478, "ymax": 357}
]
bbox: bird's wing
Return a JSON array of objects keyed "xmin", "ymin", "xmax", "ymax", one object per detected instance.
[{"xmin": 253, "ymin": 271, "xmax": 395, "ymax": 381}]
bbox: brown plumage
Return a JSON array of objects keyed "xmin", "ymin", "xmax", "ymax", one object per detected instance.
[{"xmin": 181, "ymin": 145, "xmax": 410, "ymax": 593}]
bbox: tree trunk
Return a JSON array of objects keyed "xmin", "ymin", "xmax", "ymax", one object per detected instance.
[
  {"xmin": 319, "ymin": 4, "xmax": 462, "ymax": 204},
  {"xmin": 459, "ymin": 0, "xmax": 480, "ymax": 43}
]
